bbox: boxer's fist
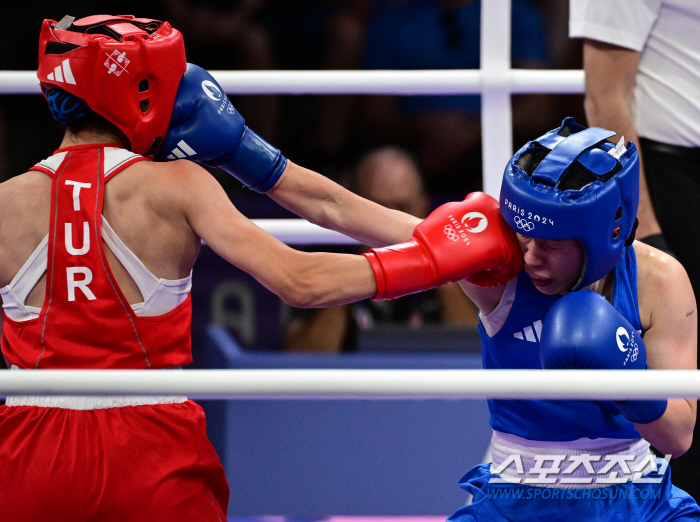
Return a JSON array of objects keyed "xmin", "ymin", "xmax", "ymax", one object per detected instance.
[
  {"xmin": 539, "ymin": 291, "xmax": 647, "ymax": 370},
  {"xmin": 540, "ymin": 291, "xmax": 667, "ymax": 424},
  {"xmin": 363, "ymin": 192, "xmax": 523, "ymax": 300},
  {"xmin": 155, "ymin": 63, "xmax": 287, "ymax": 193}
]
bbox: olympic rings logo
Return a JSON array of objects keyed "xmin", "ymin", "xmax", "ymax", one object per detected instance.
[
  {"xmin": 630, "ymin": 347, "xmax": 639, "ymax": 363},
  {"xmin": 444, "ymin": 225, "xmax": 460, "ymax": 241},
  {"xmin": 616, "ymin": 327, "xmax": 640, "ymax": 365},
  {"xmin": 514, "ymin": 216, "xmax": 535, "ymax": 232}
]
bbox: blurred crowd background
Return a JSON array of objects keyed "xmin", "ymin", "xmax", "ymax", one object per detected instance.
[{"xmin": 3, "ymin": 0, "xmax": 586, "ymax": 358}]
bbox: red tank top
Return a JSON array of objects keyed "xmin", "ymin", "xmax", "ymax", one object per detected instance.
[{"xmin": 1, "ymin": 144, "xmax": 192, "ymax": 369}]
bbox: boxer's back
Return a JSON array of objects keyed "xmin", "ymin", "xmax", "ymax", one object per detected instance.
[{"xmin": 0, "ymin": 157, "xmax": 200, "ymax": 309}]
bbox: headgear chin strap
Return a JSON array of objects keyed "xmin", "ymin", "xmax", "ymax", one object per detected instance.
[
  {"xmin": 500, "ymin": 117, "xmax": 640, "ymax": 290},
  {"xmin": 38, "ymin": 15, "xmax": 187, "ymax": 156}
]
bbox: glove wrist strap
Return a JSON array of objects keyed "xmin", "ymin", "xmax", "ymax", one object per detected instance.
[
  {"xmin": 614, "ymin": 399, "xmax": 668, "ymax": 424},
  {"xmin": 221, "ymin": 127, "xmax": 287, "ymax": 192},
  {"xmin": 363, "ymin": 240, "xmax": 437, "ymax": 300}
]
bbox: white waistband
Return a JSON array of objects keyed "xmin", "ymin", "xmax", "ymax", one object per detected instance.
[
  {"xmin": 490, "ymin": 430, "xmax": 666, "ymax": 489},
  {"xmin": 6, "ymin": 365, "xmax": 188, "ymax": 410}
]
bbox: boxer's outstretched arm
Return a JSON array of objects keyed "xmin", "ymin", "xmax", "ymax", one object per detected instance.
[
  {"xmin": 170, "ymin": 161, "xmax": 519, "ymax": 306},
  {"xmin": 156, "ymin": 64, "xmax": 419, "ymax": 247},
  {"xmin": 267, "ymin": 161, "xmax": 420, "ymax": 247},
  {"xmin": 633, "ymin": 243, "xmax": 697, "ymax": 457},
  {"xmin": 172, "ymin": 160, "xmax": 376, "ymax": 308}
]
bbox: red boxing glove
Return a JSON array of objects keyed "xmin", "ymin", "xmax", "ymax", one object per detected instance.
[{"xmin": 363, "ymin": 192, "xmax": 523, "ymax": 300}]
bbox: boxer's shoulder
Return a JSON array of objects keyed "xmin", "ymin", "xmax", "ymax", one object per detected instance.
[
  {"xmin": 121, "ymin": 157, "xmax": 210, "ymax": 185},
  {"xmin": 0, "ymin": 171, "xmax": 52, "ymax": 287},
  {"xmin": 105, "ymin": 157, "xmax": 223, "ymax": 238},
  {"xmin": 633, "ymin": 240, "xmax": 694, "ymax": 331},
  {"xmin": 110, "ymin": 157, "xmax": 211, "ymax": 201},
  {"xmin": 0, "ymin": 170, "xmax": 51, "ymax": 216},
  {"xmin": 0, "ymin": 169, "xmax": 51, "ymax": 190},
  {"xmin": 634, "ymin": 240, "xmax": 687, "ymax": 290}
]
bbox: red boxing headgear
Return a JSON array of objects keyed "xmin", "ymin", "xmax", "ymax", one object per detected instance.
[{"xmin": 38, "ymin": 15, "xmax": 186, "ymax": 156}]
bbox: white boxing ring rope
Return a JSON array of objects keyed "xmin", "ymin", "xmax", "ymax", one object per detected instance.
[
  {"xmin": 0, "ymin": 67, "xmax": 583, "ymax": 199},
  {"xmin": 0, "ymin": 370, "xmax": 698, "ymax": 400},
  {"xmin": 2, "ymin": 0, "xmax": 694, "ymax": 400},
  {"xmin": 0, "ymin": 69, "xmax": 584, "ymax": 96},
  {"xmin": 250, "ymin": 219, "xmax": 359, "ymax": 245}
]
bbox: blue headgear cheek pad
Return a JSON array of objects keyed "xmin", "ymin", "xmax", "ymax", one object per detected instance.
[
  {"xmin": 43, "ymin": 86, "xmax": 90, "ymax": 124},
  {"xmin": 500, "ymin": 118, "xmax": 640, "ymax": 290}
]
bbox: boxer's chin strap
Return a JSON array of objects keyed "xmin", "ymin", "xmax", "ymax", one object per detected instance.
[{"xmin": 624, "ymin": 218, "xmax": 639, "ymax": 247}]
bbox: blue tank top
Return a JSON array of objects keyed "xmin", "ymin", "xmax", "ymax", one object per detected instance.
[{"xmin": 478, "ymin": 246, "xmax": 643, "ymax": 441}]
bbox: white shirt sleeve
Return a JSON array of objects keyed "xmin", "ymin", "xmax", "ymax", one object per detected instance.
[
  {"xmin": 569, "ymin": 0, "xmax": 665, "ymax": 51},
  {"xmin": 478, "ymin": 276, "xmax": 518, "ymax": 338}
]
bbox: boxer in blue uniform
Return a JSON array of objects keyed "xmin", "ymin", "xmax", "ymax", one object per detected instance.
[
  {"xmin": 452, "ymin": 118, "xmax": 700, "ymax": 520},
  {"xmin": 153, "ymin": 63, "xmax": 696, "ymax": 518}
]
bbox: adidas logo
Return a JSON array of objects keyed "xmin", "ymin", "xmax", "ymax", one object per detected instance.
[
  {"xmin": 47, "ymin": 59, "xmax": 76, "ymax": 85},
  {"xmin": 167, "ymin": 140, "xmax": 197, "ymax": 160},
  {"xmin": 513, "ymin": 319, "xmax": 543, "ymax": 343}
]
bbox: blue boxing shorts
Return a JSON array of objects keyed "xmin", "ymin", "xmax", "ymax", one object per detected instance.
[{"xmin": 448, "ymin": 463, "xmax": 700, "ymax": 522}]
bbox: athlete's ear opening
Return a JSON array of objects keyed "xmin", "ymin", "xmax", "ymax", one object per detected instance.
[{"xmin": 612, "ymin": 226, "xmax": 621, "ymax": 240}]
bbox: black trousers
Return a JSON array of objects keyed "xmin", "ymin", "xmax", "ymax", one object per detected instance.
[{"xmin": 641, "ymin": 137, "xmax": 700, "ymax": 501}]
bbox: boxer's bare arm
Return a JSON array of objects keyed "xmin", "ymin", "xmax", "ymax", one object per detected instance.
[
  {"xmin": 269, "ymin": 163, "xmax": 510, "ymax": 310},
  {"xmin": 267, "ymin": 161, "xmax": 420, "ymax": 247},
  {"xmin": 167, "ymin": 160, "xmax": 377, "ymax": 308},
  {"xmin": 634, "ymin": 241, "xmax": 697, "ymax": 456}
]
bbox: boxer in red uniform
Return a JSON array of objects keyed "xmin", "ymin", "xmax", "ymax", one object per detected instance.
[{"xmin": 0, "ymin": 15, "xmax": 522, "ymax": 519}]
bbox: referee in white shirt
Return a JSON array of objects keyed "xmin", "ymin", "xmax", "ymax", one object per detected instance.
[{"xmin": 569, "ymin": 0, "xmax": 700, "ymax": 501}]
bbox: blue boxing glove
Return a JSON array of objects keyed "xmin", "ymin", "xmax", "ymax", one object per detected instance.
[
  {"xmin": 540, "ymin": 290, "xmax": 667, "ymax": 424},
  {"xmin": 155, "ymin": 63, "xmax": 287, "ymax": 193}
]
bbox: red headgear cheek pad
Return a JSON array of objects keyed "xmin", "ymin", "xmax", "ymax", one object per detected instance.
[{"xmin": 37, "ymin": 15, "xmax": 187, "ymax": 157}]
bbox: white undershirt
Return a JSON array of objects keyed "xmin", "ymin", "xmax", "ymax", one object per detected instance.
[
  {"xmin": 479, "ymin": 276, "xmax": 518, "ymax": 337},
  {"xmin": 0, "ymin": 216, "xmax": 191, "ymax": 321}
]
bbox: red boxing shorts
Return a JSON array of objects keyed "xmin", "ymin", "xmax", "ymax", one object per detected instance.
[{"xmin": 0, "ymin": 400, "xmax": 229, "ymax": 521}]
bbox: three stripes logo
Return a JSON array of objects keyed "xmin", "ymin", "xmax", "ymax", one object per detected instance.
[
  {"xmin": 513, "ymin": 319, "xmax": 543, "ymax": 343},
  {"xmin": 47, "ymin": 59, "xmax": 76, "ymax": 85},
  {"xmin": 167, "ymin": 140, "xmax": 198, "ymax": 160}
]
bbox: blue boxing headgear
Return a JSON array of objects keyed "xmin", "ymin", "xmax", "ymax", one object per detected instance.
[{"xmin": 500, "ymin": 118, "xmax": 639, "ymax": 290}]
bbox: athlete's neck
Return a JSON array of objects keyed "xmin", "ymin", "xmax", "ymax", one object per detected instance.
[
  {"xmin": 60, "ymin": 129, "xmax": 128, "ymax": 150},
  {"xmin": 581, "ymin": 271, "xmax": 615, "ymax": 302}
]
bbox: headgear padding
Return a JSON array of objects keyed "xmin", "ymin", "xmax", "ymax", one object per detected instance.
[
  {"xmin": 38, "ymin": 15, "xmax": 186, "ymax": 156},
  {"xmin": 44, "ymin": 87, "xmax": 89, "ymax": 124},
  {"xmin": 500, "ymin": 118, "xmax": 639, "ymax": 290}
]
